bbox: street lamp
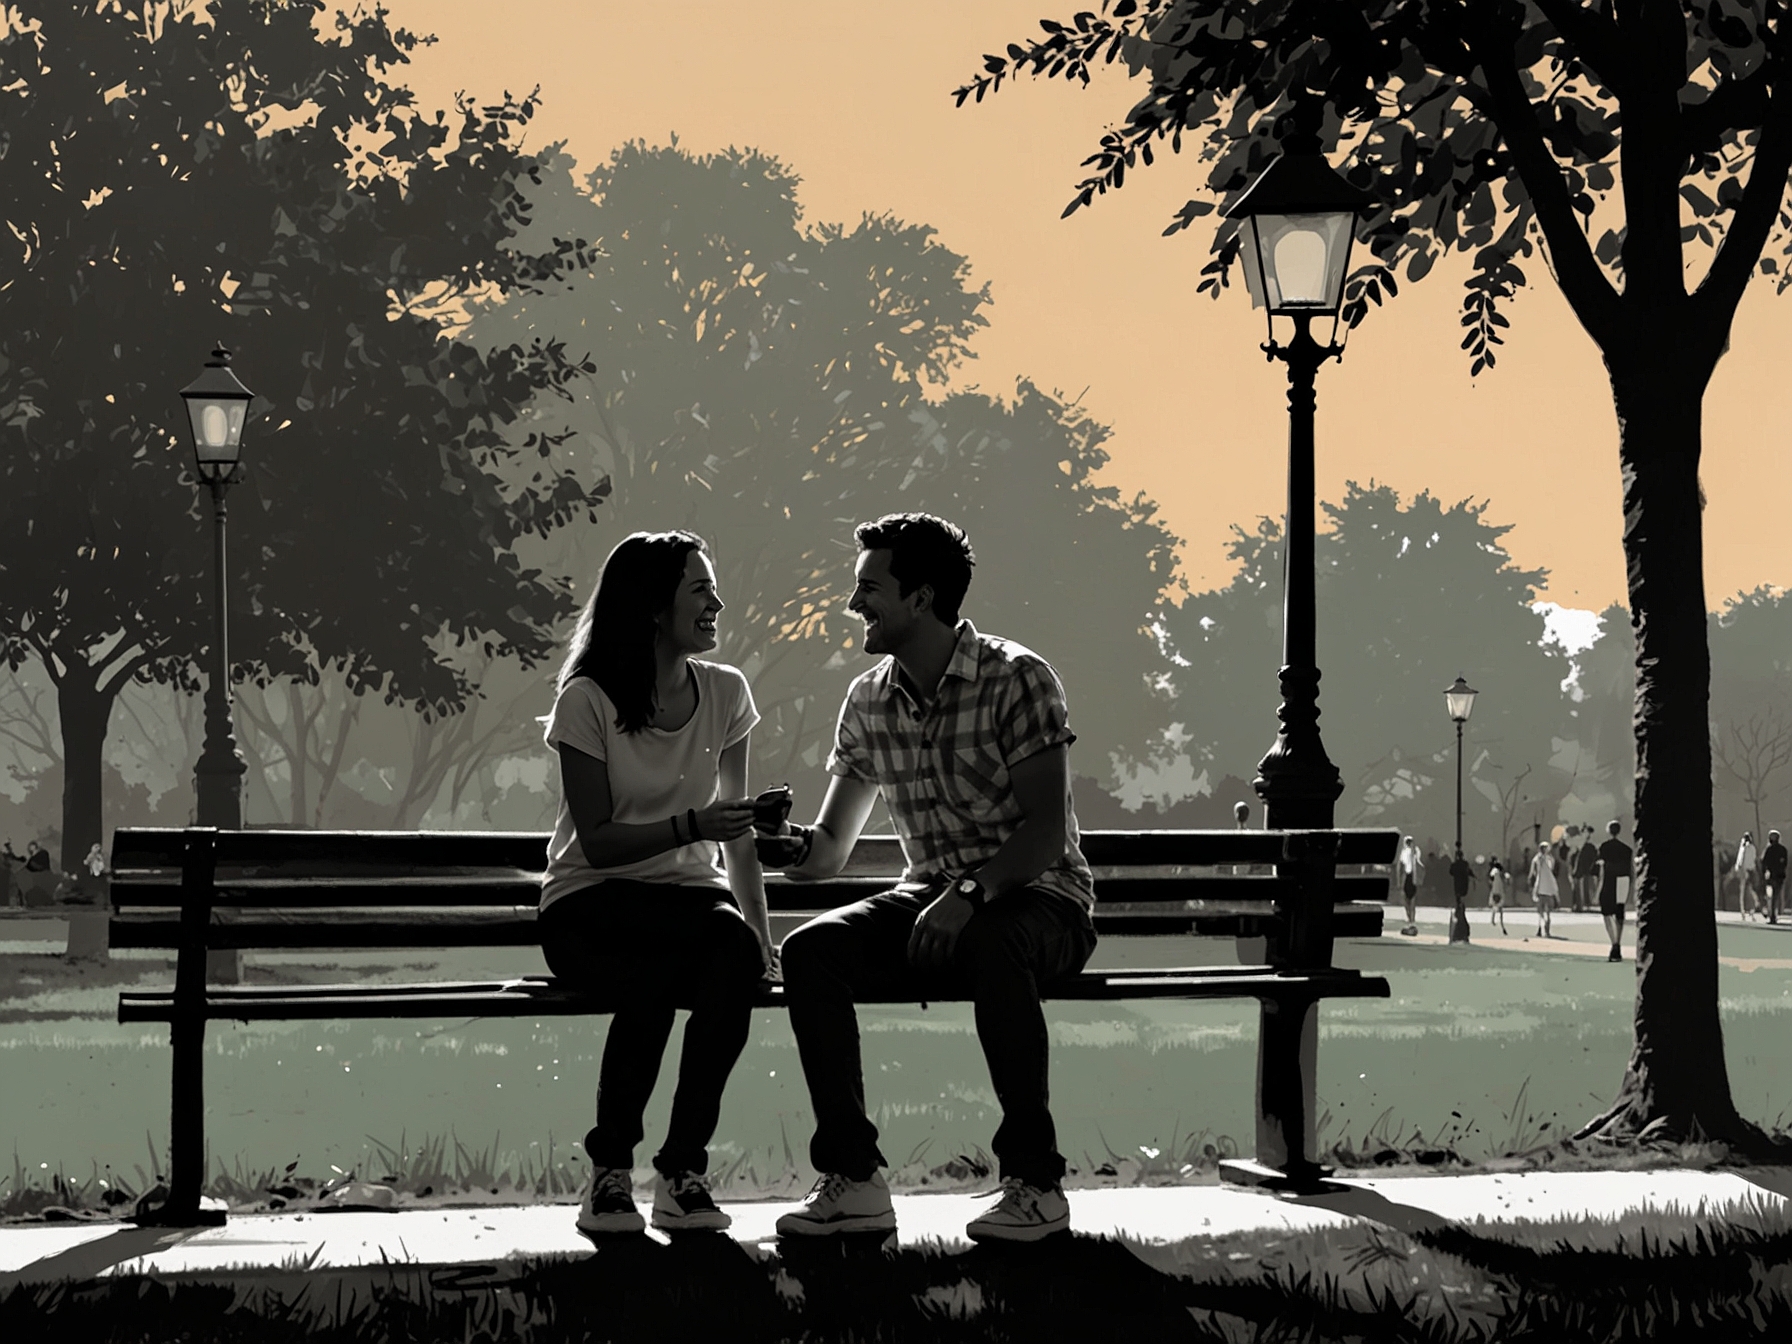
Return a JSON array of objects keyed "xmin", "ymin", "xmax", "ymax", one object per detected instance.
[
  {"xmin": 1444, "ymin": 676, "xmax": 1479, "ymax": 944},
  {"xmin": 179, "ymin": 345, "xmax": 255, "ymax": 829},
  {"xmin": 1227, "ymin": 108, "xmax": 1376, "ymax": 830}
]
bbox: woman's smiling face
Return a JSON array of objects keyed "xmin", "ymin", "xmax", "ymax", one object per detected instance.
[{"xmin": 656, "ymin": 549, "xmax": 723, "ymax": 655}]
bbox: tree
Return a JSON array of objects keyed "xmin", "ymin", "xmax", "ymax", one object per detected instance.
[
  {"xmin": 1155, "ymin": 483, "xmax": 1564, "ymax": 847},
  {"xmin": 464, "ymin": 142, "xmax": 1184, "ymax": 811},
  {"xmin": 0, "ymin": 1, "xmax": 607, "ymax": 865},
  {"xmin": 958, "ymin": 0, "xmax": 1792, "ymax": 1153}
]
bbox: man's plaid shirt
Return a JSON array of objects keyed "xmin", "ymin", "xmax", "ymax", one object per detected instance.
[{"xmin": 826, "ymin": 621, "xmax": 1096, "ymax": 912}]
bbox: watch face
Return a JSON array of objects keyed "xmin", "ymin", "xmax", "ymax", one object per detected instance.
[{"xmin": 956, "ymin": 879, "xmax": 978, "ymax": 895}]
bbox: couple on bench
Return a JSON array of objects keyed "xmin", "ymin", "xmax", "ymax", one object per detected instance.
[{"xmin": 537, "ymin": 512, "xmax": 1098, "ymax": 1245}]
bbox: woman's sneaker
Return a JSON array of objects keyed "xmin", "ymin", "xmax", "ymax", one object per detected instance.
[
  {"xmin": 774, "ymin": 1170, "xmax": 896, "ymax": 1236},
  {"xmin": 576, "ymin": 1165, "xmax": 644, "ymax": 1235},
  {"xmin": 651, "ymin": 1170, "xmax": 731, "ymax": 1231},
  {"xmin": 965, "ymin": 1178, "xmax": 1070, "ymax": 1243}
]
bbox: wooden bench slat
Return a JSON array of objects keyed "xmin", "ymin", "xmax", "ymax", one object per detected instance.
[
  {"xmin": 106, "ymin": 872, "xmax": 1391, "ymax": 911},
  {"xmin": 109, "ymin": 827, "xmax": 1402, "ymax": 874},
  {"xmin": 117, "ymin": 968, "xmax": 1390, "ymax": 1023}
]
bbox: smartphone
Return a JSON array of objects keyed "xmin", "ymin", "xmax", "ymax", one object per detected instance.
[{"xmin": 753, "ymin": 784, "xmax": 793, "ymax": 831}]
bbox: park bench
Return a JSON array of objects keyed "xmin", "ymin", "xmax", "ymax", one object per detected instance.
[{"xmin": 108, "ymin": 824, "xmax": 1400, "ymax": 1225}]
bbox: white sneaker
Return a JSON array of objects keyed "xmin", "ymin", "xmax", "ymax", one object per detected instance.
[
  {"xmin": 651, "ymin": 1169, "xmax": 731, "ymax": 1231},
  {"xmin": 576, "ymin": 1164, "xmax": 644, "ymax": 1235},
  {"xmin": 774, "ymin": 1170, "xmax": 896, "ymax": 1237},
  {"xmin": 966, "ymin": 1177, "xmax": 1070, "ymax": 1243}
]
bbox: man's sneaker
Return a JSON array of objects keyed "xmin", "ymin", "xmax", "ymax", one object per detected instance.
[
  {"xmin": 965, "ymin": 1178, "xmax": 1070, "ymax": 1243},
  {"xmin": 774, "ymin": 1170, "xmax": 896, "ymax": 1236},
  {"xmin": 1608, "ymin": 946, "xmax": 1623, "ymax": 962},
  {"xmin": 576, "ymin": 1165, "xmax": 644, "ymax": 1235},
  {"xmin": 652, "ymin": 1169, "xmax": 731, "ymax": 1231}
]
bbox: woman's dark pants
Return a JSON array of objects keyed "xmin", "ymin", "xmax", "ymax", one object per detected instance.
[
  {"xmin": 539, "ymin": 881, "xmax": 763, "ymax": 1177},
  {"xmin": 779, "ymin": 887, "xmax": 1097, "ymax": 1190}
]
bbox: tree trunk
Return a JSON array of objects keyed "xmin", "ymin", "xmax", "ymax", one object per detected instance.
[
  {"xmin": 1574, "ymin": 343, "xmax": 1778, "ymax": 1154},
  {"xmin": 57, "ymin": 669, "xmax": 115, "ymax": 875}
]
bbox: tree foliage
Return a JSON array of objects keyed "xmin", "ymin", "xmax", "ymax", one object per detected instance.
[
  {"xmin": 1156, "ymin": 482, "xmax": 1563, "ymax": 845},
  {"xmin": 0, "ymin": 1, "xmax": 608, "ymax": 863},
  {"xmin": 467, "ymin": 141, "xmax": 1184, "ymax": 810}
]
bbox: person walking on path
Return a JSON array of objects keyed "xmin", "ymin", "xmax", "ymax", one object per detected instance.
[
  {"xmin": 1528, "ymin": 842, "xmax": 1560, "ymax": 938},
  {"xmin": 1763, "ymin": 830, "xmax": 1788, "ymax": 926},
  {"xmin": 537, "ymin": 530, "xmax": 775, "ymax": 1238},
  {"xmin": 1396, "ymin": 836, "xmax": 1424, "ymax": 935},
  {"xmin": 1734, "ymin": 831, "xmax": 1761, "ymax": 919},
  {"xmin": 1597, "ymin": 820, "xmax": 1634, "ymax": 961},
  {"xmin": 1487, "ymin": 858, "xmax": 1509, "ymax": 934},
  {"xmin": 758, "ymin": 512, "xmax": 1099, "ymax": 1245},
  {"xmin": 1571, "ymin": 830, "xmax": 1599, "ymax": 914}
]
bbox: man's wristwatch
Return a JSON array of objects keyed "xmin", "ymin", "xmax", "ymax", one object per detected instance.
[{"xmin": 953, "ymin": 876, "xmax": 986, "ymax": 909}]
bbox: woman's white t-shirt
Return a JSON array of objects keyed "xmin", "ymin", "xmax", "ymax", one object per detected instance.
[{"xmin": 541, "ymin": 662, "xmax": 759, "ymax": 910}]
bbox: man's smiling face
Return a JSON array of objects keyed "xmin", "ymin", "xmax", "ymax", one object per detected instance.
[{"xmin": 848, "ymin": 547, "xmax": 926, "ymax": 656}]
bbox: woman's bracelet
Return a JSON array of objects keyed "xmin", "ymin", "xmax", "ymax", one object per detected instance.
[{"xmin": 688, "ymin": 808, "xmax": 702, "ymax": 842}]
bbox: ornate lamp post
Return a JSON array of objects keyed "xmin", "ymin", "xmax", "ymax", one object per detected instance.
[
  {"xmin": 1226, "ymin": 116, "xmax": 1376, "ymax": 830},
  {"xmin": 1217, "ymin": 114, "xmax": 1375, "ymax": 1191},
  {"xmin": 179, "ymin": 345, "xmax": 255, "ymax": 828},
  {"xmin": 1444, "ymin": 676, "xmax": 1479, "ymax": 944}
]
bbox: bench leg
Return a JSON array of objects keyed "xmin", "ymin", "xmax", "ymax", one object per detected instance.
[
  {"xmin": 136, "ymin": 1013, "xmax": 225, "ymax": 1225},
  {"xmin": 1219, "ymin": 995, "xmax": 1334, "ymax": 1191}
]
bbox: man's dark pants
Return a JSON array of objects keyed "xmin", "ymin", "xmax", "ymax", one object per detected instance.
[{"xmin": 780, "ymin": 887, "xmax": 1097, "ymax": 1190}]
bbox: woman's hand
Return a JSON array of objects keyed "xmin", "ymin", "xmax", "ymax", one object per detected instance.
[{"xmin": 690, "ymin": 797, "xmax": 755, "ymax": 843}]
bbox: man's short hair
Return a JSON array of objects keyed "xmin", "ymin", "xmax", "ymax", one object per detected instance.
[
  {"xmin": 854, "ymin": 512, "xmax": 976, "ymax": 625},
  {"xmin": 1607, "ymin": 820, "xmax": 1623, "ymax": 836},
  {"xmin": 1771, "ymin": 831, "xmax": 1782, "ymax": 843}
]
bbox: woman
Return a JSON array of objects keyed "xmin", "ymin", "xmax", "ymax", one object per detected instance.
[
  {"xmin": 1528, "ymin": 841, "xmax": 1559, "ymax": 939},
  {"xmin": 539, "ymin": 530, "xmax": 774, "ymax": 1237},
  {"xmin": 1486, "ymin": 858, "xmax": 1508, "ymax": 935}
]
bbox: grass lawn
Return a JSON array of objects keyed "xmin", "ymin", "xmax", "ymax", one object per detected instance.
[{"xmin": 3, "ymin": 910, "xmax": 1791, "ymax": 1217}]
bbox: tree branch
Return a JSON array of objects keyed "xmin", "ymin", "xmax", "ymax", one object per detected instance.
[
  {"xmin": 1465, "ymin": 15, "xmax": 1624, "ymax": 343},
  {"xmin": 1695, "ymin": 75, "xmax": 1792, "ymax": 322},
  {"xmin": 1533, "ymin": 0, "xmax": 1630, "ymax": 97}
]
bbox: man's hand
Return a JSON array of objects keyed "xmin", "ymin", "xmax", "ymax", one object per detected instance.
[
  {"xmin": 907, "ymin": 886, "xmax": 975, "ymax": 972},
  {"xmin": 754, "ymin": 823, "xmax": 814, "ymax": 869}
]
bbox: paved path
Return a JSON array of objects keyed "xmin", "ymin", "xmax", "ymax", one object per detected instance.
[
  {"xmin": 4, "ymin": 1168, "xmax": 1789, "ymax": 1287},
  {"xmin": 1381, "ymin": 905, "xmax": 1792, "ymax": 970}
]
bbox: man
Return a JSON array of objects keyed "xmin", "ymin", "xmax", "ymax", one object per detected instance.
[
  {"xmin": 1734, "ymin": 830, "xmax": 1760, "ymax": 919},
  {"xmin": 1596, "ymin": 820, "xmax": 1633, "ymax": 962},
  {"xmin": 1571, "ymin": 829, "xmax": 1599, "ymax": 914},
  {"xmin": 1396, "ymin": 836, "xmax": 1423, "ymax": 936},
  {"xmin": 1763, "ymin": 830, "xmax": 1788, "ymax": 926},
  {"xmin": 759, "ymin": 513, "xmax": 1098, "ymax": 1244},
  {"xmin": 1528, "ymin": 840, "xmax": 1559, "ymax": 938}
]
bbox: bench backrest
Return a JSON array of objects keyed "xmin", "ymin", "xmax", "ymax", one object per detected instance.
[{"xmin": 108, "ymin": 826, "xmax": 1399, "ymax": 950}]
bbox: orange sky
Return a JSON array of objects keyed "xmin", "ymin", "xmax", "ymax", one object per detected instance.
[{"xmin": 376, "ymin": 0, "xmax": 1792, "ymax": 613}]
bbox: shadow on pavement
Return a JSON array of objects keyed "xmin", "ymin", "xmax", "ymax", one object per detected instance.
[
  {"xmin": 1281, "ymin": 1184, "xmax": 1456, "ymax": 1237},
  {"xmin": 0, "ymin": 1225, "xmax": 196, "ymax": 1289}
]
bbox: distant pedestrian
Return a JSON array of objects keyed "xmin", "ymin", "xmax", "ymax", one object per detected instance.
[
  {"xmin": 1597, "ymin": 820, "xmax": 1633, "ymax": 961},
  {"xmin": 1763, "ymin": 831, "xmax": 1788, "ymax": 926},
  {"xmin": 1487, "ymin": 859, "xmax": 1509, "ymax": 934},
  {"xmin": 1396, "ymin": 836, "xmax": 1423, "ymax": 936},
  {"xmin": 1735, "ymin": 831, "xmax": 1761, "ymax": 919},
  {"xmin": 84, "ymin": 843, "xmax": 107, "ymax": 879},
  {"xmin": 1571, "ymin": 830, "xmax": 1599, "ymax": 913},
  {"xmin": 1528, "ymin": 843, "xmax": 1559, "ymax": 938},
  {"xmin": 24, "ymin": 841, "xmax": 50, "ymax": 873}
]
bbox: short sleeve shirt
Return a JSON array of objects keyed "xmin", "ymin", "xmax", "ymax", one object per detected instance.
[
  {"xmin": 825, "ymin": 621, "xmax": 1095, "ymax": 912},
  {"xmin": 1764, "ymin": 842, "xmax": 1789, "ymax": 882},
  {"xmin": 540, "ymin": 661, "xmax": 759, "ymax": 909}
]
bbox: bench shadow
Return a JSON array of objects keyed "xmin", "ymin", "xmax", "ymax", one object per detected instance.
[{"xmin": 1279, "ymin": 1183, "xmax": 1457, "ymax": 1237}]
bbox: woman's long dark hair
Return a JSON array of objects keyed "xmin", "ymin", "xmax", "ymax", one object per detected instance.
[{"xmin": 558, "ymin": 530, "xmax": 707, "ymax": 734}]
